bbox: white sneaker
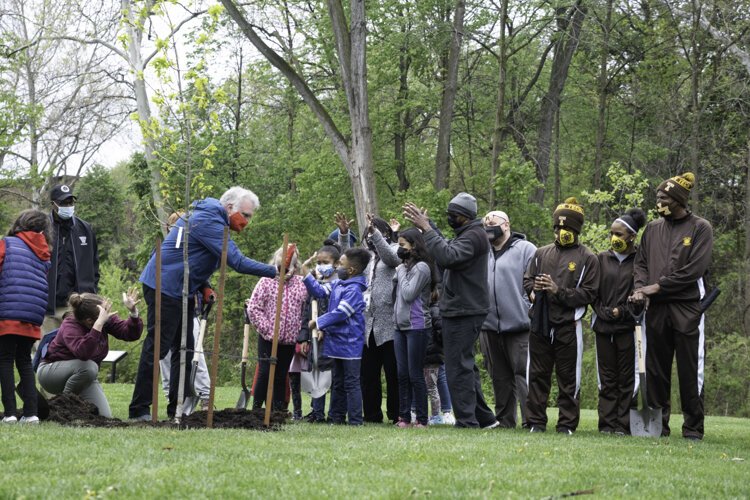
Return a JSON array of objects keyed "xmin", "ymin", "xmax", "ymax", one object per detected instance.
[
  {"xmin": 19, "ymin": 416, "xmax": 39, "ymax": 425},
  {"xmin": 442, "ymin": 412, "xmax": 456, "ymax": 425},
  {"xmin": 428, "ymin": 414, "xmax": 445, "ymax": 425},
  {"xmin": 2, "ymin": 415, "xmax": 18, "ymax": 424}
]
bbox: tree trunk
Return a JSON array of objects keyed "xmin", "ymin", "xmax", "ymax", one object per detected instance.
[
  {"xmin": 489, "ymin": 0, "xmax": 508, "ymax": 209},
  {"xmin": 532, "ymin": 1, "xmax": 586, "ymax": 205},
  {"xmin": 745, "ymin": 139, "xmax": 750, "ymax": 336},
  {"xmin": 434, "ymin": 0, "xmax": 466, "ymax": 191},
  {"xmin": 122, "ymin": 0, "xmax": 167, "ymax": 232},
  {"xmin": 221, "ymin": 0, "xmax": 377, "ymax": 232},
  {"xmin": 689, "ymin": 0, "xmax": 701, "ymax": 210},
  {"xmin": 593, "ymin": 0, "xmax": 613, "ymax": 222}
]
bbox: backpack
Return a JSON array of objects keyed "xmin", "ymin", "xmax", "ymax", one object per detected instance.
[{"xmin": 32, "ymin": 329, "xmax": 58, "ymax": 372}]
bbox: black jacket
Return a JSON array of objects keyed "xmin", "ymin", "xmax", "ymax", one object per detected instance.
[
  {"xmin": 424, "ymin": 303, "xmax": 444, "ymax": 366},
  {"xmin": 423, "ymin": 219, "xmax": 489, "ymax": 318},
  {"xmin": 47, "ymin": 214, "xmax": 99, "ymax": 313}
]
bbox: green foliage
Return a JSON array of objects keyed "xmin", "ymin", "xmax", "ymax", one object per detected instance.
[
  {"xmin": 75, "ymin": 165, "xmax": 126, "ymax": 262},
  {"xmin": 580, "ymin": 163, "xmax": 651, "ymax": 253}
]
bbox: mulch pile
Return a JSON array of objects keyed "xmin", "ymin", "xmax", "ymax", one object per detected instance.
[{"xmin": 41, "ymin": 394, "xmax": 286, "ymax": 430}]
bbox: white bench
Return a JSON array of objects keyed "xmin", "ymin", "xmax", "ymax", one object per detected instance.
[{"xmin": 102, "ymin": 350, "xmax": 128, "ymax": 383}]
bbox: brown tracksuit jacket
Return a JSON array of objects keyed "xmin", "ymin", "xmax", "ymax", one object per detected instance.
[
  {"xmin": 634, "ymin": 214, "xmax": 712, "ymax": 303},
  {"xmin": 523, "ymin": 242, "xmax": 600, "ymax": 328},
  {"xmin": 592, "ymin": 250, "xmax": 637, "ymax": 335}
]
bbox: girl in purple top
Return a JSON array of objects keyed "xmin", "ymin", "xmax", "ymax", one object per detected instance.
[
  {"xmin": 393, "ymin": 228, "xmax": 435, "ymax": 427},
  {"xmin": 38, "ymin": 290, "xmax": 143, "ymax": 417}
]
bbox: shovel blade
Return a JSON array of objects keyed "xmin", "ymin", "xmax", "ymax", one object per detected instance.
[
  {"xmin": 236, "ymin": 388, "xmax": 251, "ymax": 409},
  {"xmin": 629, "ymin": 407, "xmax": 663, "ymax": 437},
  {"xmin": 301, "ymin": 369, "xmax": 332, "ymax": 398}
]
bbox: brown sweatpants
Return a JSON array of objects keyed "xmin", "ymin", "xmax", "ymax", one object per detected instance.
[
  {"xmin": 526, "ymin": 321, "xmax": 583, "ymax": 432},
  {"xmin": 595, "ymin": 331, "xmax": 635, "ymax": 433},
  {"xmin": 644, "ymin": 301, "xmax": 705, "ymax": 439}
]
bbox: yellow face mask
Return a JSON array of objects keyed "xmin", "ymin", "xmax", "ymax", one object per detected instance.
[
  {"xmin": 558, "ymin": 229, "xmax": 575, "ymax": 246},
  {"xmin": 611, "ymin": 235, "xmax": 628, "ymax": 253}
]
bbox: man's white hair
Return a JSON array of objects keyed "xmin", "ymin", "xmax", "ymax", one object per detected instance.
[{"xmin": 219, "ymin": 186, "xmax": 260, "ymax": 211}]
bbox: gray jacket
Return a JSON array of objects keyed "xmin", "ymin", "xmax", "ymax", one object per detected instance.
[
  {"xmin": 393, "ymin": 261, "xmax": 432, "ymax": 331},
  {"xmin": 482, "ymin": 233, "xmax": 536, "ymax": 333},
  {"xmin": 339, "ymin": 229, "xmax": 399, "ymax": 345}
]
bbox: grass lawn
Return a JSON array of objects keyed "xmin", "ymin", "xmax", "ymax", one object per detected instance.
[{"xmin": 1, "ymin": 383, "xmax": 748, "ymax": 499}]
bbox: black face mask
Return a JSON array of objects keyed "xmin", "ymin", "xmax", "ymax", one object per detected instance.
[
  {"xmin": 447, "ymin": 213, "xmax": 462, "ymax": 229},
  {"xmin": 336, "ymin": 267, "xmax": 350, "ymax": 280},
  {"xmin": 396, "ymin": 247, "xmax": 411, "ymax": 261},
  {"xmin": 485, "ymin": 226, "xmax": 504, "ymax": 242}
]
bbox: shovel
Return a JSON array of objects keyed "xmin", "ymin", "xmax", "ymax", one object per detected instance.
[
  {"xmin": 236, "ymin": 309, "xmax": 252, "ymax": 409},
  {"xmin": 189, "ymin": 301, "xmax": 212, "ymax": 398},
  {"xmin": 301, "ymin": 300, "xmax": 332, "ymax": 398},
  {"xmin": 629, "ymin": 305, "xmax": 663, "ymax": 437}
]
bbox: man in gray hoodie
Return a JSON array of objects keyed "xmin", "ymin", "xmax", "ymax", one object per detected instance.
[
  {"xmin": 481, "ymin": 210, "xmax": 536, "ymax": 428},
  {"xmin": 403, "ymin": 193, "xmax": 498, "ymax": 429}
]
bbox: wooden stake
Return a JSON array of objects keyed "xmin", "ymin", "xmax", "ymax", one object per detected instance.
[
  {"xmin": 264, "ymin": 234, "xmax": 288, "ymax": 427},
  {"xmin": 151, "ymin": 237, "xmax": 162, "ymax": 424},
  {"xmin": 207, "ymin": 227, "xmax": 230, "ymax": 428}
]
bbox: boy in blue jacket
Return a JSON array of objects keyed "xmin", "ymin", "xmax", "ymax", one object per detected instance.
[{"xmin": 304, "ymin": 248, "xmax": 371, "ymax": 425}]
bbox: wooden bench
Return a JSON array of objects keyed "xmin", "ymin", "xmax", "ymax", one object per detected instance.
[{"xmin": 101, "ymin": 350, "xmax": 128, "ymax": 383}]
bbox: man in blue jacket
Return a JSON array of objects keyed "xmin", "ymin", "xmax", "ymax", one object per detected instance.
[{"xmin": 129, "ymin": 187, "xmax": 277, "ymax": 420}]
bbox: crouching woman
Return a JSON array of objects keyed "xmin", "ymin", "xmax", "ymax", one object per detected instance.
[{"xmin": 38, "ymin": 291, "xmax": 143, "ymax": 417}]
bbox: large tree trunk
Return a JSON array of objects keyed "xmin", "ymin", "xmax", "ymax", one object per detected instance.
[
  {"xmin": 221, "ymin": 0, "xmax": 376, "ymax": 231},
  {"xmin": 592, "ymin": 0, "xmax": 613, "ymax": 222},
  {"xmin": 489, "ymin": 0, "xmax": 508, "ymax": 209},
  {"xmin": 434, "ymin": 0, "xmax": 466, "ymax": 191},
  {"xmin": 532, "ymin": 1, "xmax": 586, "ymax": 205}
]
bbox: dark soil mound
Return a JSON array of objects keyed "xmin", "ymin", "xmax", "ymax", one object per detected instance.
[
  {"xmin": 179, "ymin": 408, "xmax": 287, "ymax": 430},
  {"xmin": 47, "ymin": 394, "xmax": 128, "ymax": 428}
]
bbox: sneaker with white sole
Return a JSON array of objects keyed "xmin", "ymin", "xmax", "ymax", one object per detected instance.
[
  {"xmin": 19, "ymin": 416, "xmax": 39, "ymax": 425},
  {"xmin": 129, "ymin": 414, "xmax": 152, "ymax": 422},
  {"xmin": 428, "ymin": 414, "xmax": 445, "ymax": 425},
  {"xmin": 442, "ymin": 412, "xmax": 456, "ymax": 425},
  {"xmin": 2, "ymin": 415, "xmax": 18, "ymax": 424}
]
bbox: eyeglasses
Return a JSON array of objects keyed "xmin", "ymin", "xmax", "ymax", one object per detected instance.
[{"xmin": 241, "ymin": 211, "xmax": 253, "ymax": 220}]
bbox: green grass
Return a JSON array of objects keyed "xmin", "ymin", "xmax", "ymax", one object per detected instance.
[{"xmin": 1, "ymin": 384, "xmax": 749, "ymax": 499}]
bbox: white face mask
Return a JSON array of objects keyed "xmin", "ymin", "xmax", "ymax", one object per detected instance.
[{"xmin": 56, "ymin": 204, "xmax": 75, "ymax": 220}]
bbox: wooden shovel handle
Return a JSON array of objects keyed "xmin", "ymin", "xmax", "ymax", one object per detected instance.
[{"xmin": 241, "ymin": 323, "xmax": 250, "ymax": 364}]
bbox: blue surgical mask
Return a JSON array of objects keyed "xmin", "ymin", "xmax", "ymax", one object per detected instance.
[
  {"xmin": 315, "ymin": 263, "xmax": 335, "ymax": 278},
  {"xmin": 56, "ymin": 205, "xmax": 75, "ymax": 220}
]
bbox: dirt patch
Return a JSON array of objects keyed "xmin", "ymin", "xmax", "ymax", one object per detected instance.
[
  {"xmin": 42, "ymin": 394, "xmax": 287, "ymax": 430},
  {"xmin": 179, "ymin": 408, "xmax": 287, "ymax": 430},
  {"xmin": 47, "ymin": 394, "xmax": 128, "ymax": 428}
]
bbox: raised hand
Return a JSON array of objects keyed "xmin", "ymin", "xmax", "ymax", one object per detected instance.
[
  {"xmin": 402, "ymin": 202, "xmax": 431, "ymax": 231},
  {"xmin": 389, "ymin": 218, "xmax": 401, "ymax": 233},
  {"xmin": 122, "ymin": 286, "xmax": 141, "ymax": 313},
  {"xmin": 334, "ymin": 212, "xmax": 353, "ymax": 234}
]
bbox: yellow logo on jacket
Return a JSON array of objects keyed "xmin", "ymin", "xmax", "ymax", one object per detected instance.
[
  {"xmin": 683, "ymin": 236, "xmax": 692, "ymax": 246},
  {"xmin": 568, "ymin": 261, "xmax": 576, "ymax": 272}
]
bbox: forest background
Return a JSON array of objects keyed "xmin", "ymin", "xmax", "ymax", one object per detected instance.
[{"xmin": 1, "ymin": 0, "xmax": 748, "ymax": 416}]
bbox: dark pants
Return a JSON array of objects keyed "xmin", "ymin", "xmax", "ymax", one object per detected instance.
[
  {"xmin": 645, "ymin": 303, "xmax": 705, "ymax": 439},
  {"xmin": 437, "ymin": 364, "xmax": 452, "ymax": 411},
  {"xmin": 442, "ymin": 315, "xmax": 496, "ymax": 428},
  {"xmin": 393, "ymin": 328, "xmax": 430, "ymax": 425},
  {"xmin": 289, "ymin": 372, "xmax": 302, "ymax": 417},
  {"xmin": 311, "ymin": 394, "xmax": 326, "ymax": 420},
  {"xmin": 595, "ymin": 331, "xmax": 635, "ymax": 433},
  {"xmin": 527, "ymin": 321, "xmax": 582, "ymax": 432},
  {"xmin": 361, "ymin": 335, "xmax": 398, "ymax": 423},
  {"xmin": 0, "ymin": 335, "xmax": 37, "ymax": 418},
  {"xmin": 480, "ymin": 329, "xmax": 529, "ymax": 428},
  {"xmin": 253, "ymin": 337, "xmax": 295, "ymax": 411},
  {"xmin": 330, "ymin": 358, "xmax": 363, "ymax": 425},
  {"xmin": 129, "ymin": 285, "xmax": 195, "ymax": 419}
]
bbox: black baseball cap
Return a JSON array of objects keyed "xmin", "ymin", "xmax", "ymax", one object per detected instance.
[{"xmin": 50, "ymin": 184, "xmax": 77, "ymax": 203}]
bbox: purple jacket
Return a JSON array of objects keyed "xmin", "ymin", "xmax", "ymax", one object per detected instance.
[{"xmin": 45, "ymin": 315, "xmax": 143, "ymax": 365}]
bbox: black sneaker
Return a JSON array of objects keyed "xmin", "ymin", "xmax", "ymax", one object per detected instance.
[
  {"xmin": 529, "ymin": 426, "xmax": 546, "ymax": 433},
  {"xmin": 557, "ymin": 427, "xmax": 574, "ymax": 435}
]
